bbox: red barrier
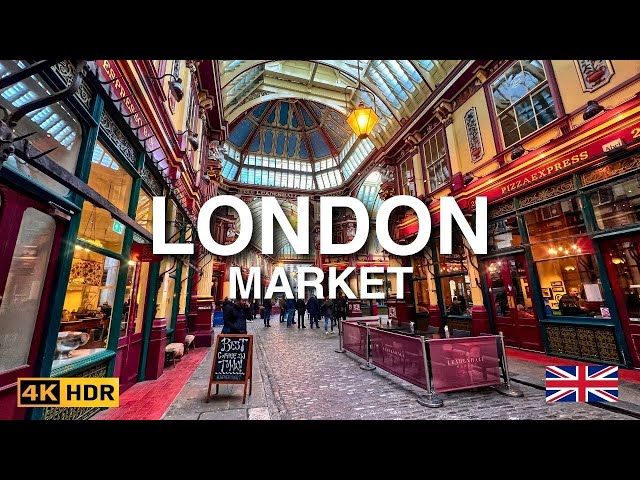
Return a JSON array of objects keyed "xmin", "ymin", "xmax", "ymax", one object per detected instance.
[
  {"xmin": 369, "ymin": 329, "xmax": 427, "ymax": 390},
  {"xmin": 428, "ymin": 336, "xmax": 501, "ymax": 393},
  {"xmin": 342, "ymin": 321, "xmax": 368, "ymax": 360},
  {"xmin": 344, "ymin": 316, "xmax": 381, "ymax": 325}
]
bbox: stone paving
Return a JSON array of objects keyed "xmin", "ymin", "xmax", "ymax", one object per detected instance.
[{"xmin": 164, "ymin": 315, "xmax": 636, "ymax": 420}]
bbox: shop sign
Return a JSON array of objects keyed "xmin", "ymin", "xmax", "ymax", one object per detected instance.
[
  {"xmin": 130, "ymin": 242, "xmax": 163, "ymax": 263},
  {"xmin": 483, "ymin": 120, "xmax": 640, "ymax": 202},
  {"xmin": 464, "ymin": 107, "xmax": 484, "ymax": 163}
]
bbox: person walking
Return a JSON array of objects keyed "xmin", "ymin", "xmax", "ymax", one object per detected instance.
[
  {"xmin": 262, "ymin": 297, "xmax": 272, "ymax": 327},
  {"xmin": 279, "ymin": 296, "xmax": 286, "ymax": 323},
  {"xmin": 336, "ymin": 292, "xmax": 348, "ymax": 324},
  {"xmin": 285, "ymin": 297, "xmax": 296, "ymax": 327},
  {"xmin": 307, "ymin": 294, "xmax": 320, "ymax": 328},
  {"xmin": 320, "ymin": 296, "xmax": 335, "ymax": 335},
  {"xmin": 296, "ymin": 296, "xmax": 307, "ymax": 328},
  {"xmin": 252, "ymin": 299, "xmax": 260, "ymax": 320}
]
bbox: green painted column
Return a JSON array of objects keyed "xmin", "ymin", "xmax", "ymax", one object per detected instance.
[{"xmin": 138, "ymin": 260, "xmax": 161, "ymax": 381}]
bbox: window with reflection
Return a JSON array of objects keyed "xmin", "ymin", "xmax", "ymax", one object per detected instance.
[
  {"xmin": 57, "ymin": 250, "xmax": 120, "ymax": 368},
  {"xmin": 436, "ymin": 230, "xmax": 468, "ymax": 274},
  {"xmin": 491, "ymin": 60, "xmax": 557, "ymax": 148},
  {"xmin": 136, "ymin": 189, "xmax": 153, "ymax": 233},
  {"xmin": 399, "ymin": 157, "xmax": 415, "ymax": 195},
  {"xmin": 423, "ymin": 129, "xmax": 449, "ymax": 192},
  {"xmin": 591, "ymin": 174, "xmax": 640, "ymax": 230},
  {"xmin": 487, "ymin": 216, "xmax": 522, "ymax": 253},
  {"xmin": 525, "ymin": 198, "xmax": 608, "ymax": 316},
  {"xmin": 440, "ymin": 275, "xmax": 472, "ymax": 314},
  {"xmin": 0, "ymin": 60, "xmax": 83, "ymax": 197}
]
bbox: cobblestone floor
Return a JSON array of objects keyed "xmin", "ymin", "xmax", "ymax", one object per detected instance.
[{"xmin": 165, "ymin": 316, "xmax": 636, "ymax": 420}]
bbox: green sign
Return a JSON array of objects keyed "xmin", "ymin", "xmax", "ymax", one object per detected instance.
[{"xmin": 112, "ymin": 220, "xmax": 124, "ymax": 235}]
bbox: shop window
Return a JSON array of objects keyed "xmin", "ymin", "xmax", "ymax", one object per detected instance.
[
  {"xmin": 607, "ymin": 240, "xmax": 640, "ymax": 322},
  {"xmin": 591, "ymin": 174, "xmax": 640, "ymax": 230},
  {"xmin": 423, "ymin": 129, "xmax": 449, "ymax": 192},
  {"xmin": 525, "ymin": 198, "xmax": 608, "ymax": 317},
  {"xmin": 491, "ymin": 60, "xmax": 557, "ymax": 148},
  {"xmin": 0, "ymin": 208, "xmax": 55, "ymax": 373},
  {"xmin": 136, "ymin": 189, "xmax": 153, "ymax": 233},
  {"xmin": 399, "ymin": 157, "xmax": 416, "ymax": 195},
  {"xmin": 0, "ymin": 60, "xmax": 83, "ymax": 197},
  {"xmin": 440, "ymin": 275, "xmax": 472, "ymax": 315},
  {"xmin": 414, "ymin": 279, "xmax": 430, "ymax": 314},
  {"xmin": 487, "ymin": 216, "xmax": 522, "ymax": 253},
  {"xmin": 57, "ymin": 250, "xmax": 120, "ymax": 367},
  {"xmin": 436, "ymin": 231, "xmax": 468, "ymax": 273}
]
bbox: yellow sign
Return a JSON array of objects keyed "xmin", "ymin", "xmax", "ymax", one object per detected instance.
[{"xmin": 17, "ymin": 378, "xmax": 119, "ymax": 408}]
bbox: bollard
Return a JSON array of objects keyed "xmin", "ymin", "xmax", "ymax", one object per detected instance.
[
  {"xmin": 493, "ymin": 331, "xmax": 524, "ymax": 397},
  {"xmin": 335, "ymin": 319, "xmax": 345, "ymax": 353},
  {"xmin": 417, "ymin": 336, "xmax": 444, "ymax": 408},
  {"xmin": 359, "ymin": 326, "xmax": 376, "ymax": 371}
]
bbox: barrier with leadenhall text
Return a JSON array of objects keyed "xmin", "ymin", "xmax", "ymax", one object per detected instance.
[
  {"xmin": 341, "ymin": 321, "xmax": 368, "ymax": 360},
  {"xmin": 428, "ymin": 336, "xmax": 502, "ymax": 393},
  {"xmin": 369, "ymin": 328, "xmax": 427, "ymax": 390}
]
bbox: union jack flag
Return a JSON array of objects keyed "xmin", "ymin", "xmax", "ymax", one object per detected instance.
[{"xmin": 545, "ymin": 365, "xmax": 618, "ymax": 403}]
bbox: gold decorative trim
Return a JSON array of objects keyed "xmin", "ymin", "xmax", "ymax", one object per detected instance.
[
  {"xmin": 488, "ymin": 200, "xmax": 516, "ymax": 219},
  {"xmin": 518, "ymin": 179, "xmax": 576, "ymax": 209},
  {"xmin": 581, "ymin": 154, "xmax": 640, "ymax": 187},
  {"xmin": 42, "ymin": 364, "xmax": 108, "ymax": 421},
  {"xmin": 544, "ymin": 324, "xmax": 621, "ymax": 364}
]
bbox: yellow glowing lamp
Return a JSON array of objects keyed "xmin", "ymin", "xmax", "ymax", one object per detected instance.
[{"xmin": 346, "ymin": 102, "xmax": 379, "ymax": 139}]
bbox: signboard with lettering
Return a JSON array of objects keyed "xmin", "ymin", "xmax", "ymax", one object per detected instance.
[
  {"xmin": 206, "ymin": 334, "xmax": 254, "ymax": 404},
  {"xmin": 130, "ymin": 242, "xmax": 163, "ymax": 263},
  {"xmin": 428, "ymin": 336, "xmax": 501, "ymax": 393}
]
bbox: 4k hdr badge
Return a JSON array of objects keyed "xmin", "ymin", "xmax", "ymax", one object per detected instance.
[{"xmin": 17, "ymin": 378, "xmax": 119, "ymax": 408}]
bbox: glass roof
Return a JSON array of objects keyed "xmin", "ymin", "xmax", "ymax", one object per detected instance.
[
  {"xmin": 219, "ymin": 60, "xmax": 460, "ymax": 147},
  {"xmin": 356, "ymin": 171, "xmax": 383, "ymax": 216},
  {"xmin": 222, "ymin": 98, "xmax": 375, "ymax": 190}
]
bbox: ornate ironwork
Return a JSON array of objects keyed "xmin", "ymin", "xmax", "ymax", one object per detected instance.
[
  {"xmin": 544, "ymin": 324, "xmax": 621, "ymax": 363},
  {"xmin": 100, "ymin": 112, "xmax": 136, "ymax": 165},
  {"xmin": 581, "ymin": 154, "xmax": 640, "ymax": 186},
  {"xmin": 51, "ymin": 61, "xmax": 92, "ymax": 109},
  {"xmin": 42, "ymin": 363, "xmax": 107, "ymax": 420},
  {"xmin": 518, "ymin": 179, "xmax": 575, "ymax": 209},
  {"xmin": 140, "ymin": 164, "xmax": 163, "ymax": 196},
  {"xmin": 488, "ymin": 200, "xmax": 516, "ymax": 219}
]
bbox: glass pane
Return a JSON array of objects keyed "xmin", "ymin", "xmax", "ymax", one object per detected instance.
[
  {"xmin": 592, "ymin": 174, "xmax": 640, "ymax": 229},
  {"xmin": 487, "ymin": 216, "xmax": 522, "ymax": 252},
  {"xmin": 0, "ymin": 60, "xmax": 83, "ymax": 197},
  {"xmin": 121, "ymin": 264, "xmax": 136, "ymax": 337},
  {"xmin": 0, "ymin": 208, "xmax": 55, "ymax": 373},
  {"xmin": 414, "ymin": 279, "xmax": 430, "ymax": 313},
  {"xmin": 535, "ymin": 255, "xmax": 607, "ymax": 317},
  {"xmin": 487, "ymin": 261, "xmax": 510, "ymax": 316},
  {"xmin": 436, "ymin": 233, "xmax": 468, "ymax": 272},
  {"xmin": 525, "ymin": 196, "xmax": 587, "ymax": 260},
  {"xmin": 607, "ymin": 240, "xmax": 640, "ymax": 322},
  {"xmin": 88, "ymin": 141, "xmax": 132, "ymax": 212},
  {"xmin": 499, "ymin": 109, "xmax": 520, "ymax": 147},
  {"xmin": 59, "ymin": 250, "xmax": 119, "ymax": 365},
  {"xmin": 515, "ymin": 97, "xmax": 537, "ymax": 138},
  {"xmin": 136, "ymin": 190, "xmax": 153, "ymax": 233},
  {"xmin": 440, "ymin": 275, "xmax": 472, "ymax": 314},
  {"xmin": 78, "ymin": 204, "xmax": 125, "ymax": 253},
  {"xmin": 532, "ymin": 85, "xmax": 556, "ymax": 127}
]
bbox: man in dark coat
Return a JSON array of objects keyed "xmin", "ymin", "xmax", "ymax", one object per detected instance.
[
  {"xmin": 285, "ymin": 297, "xmax": 296, "ymax": 327},
  {"xmin": 262, "ymin": 297, "xmax": 272, "ymax": 327},
  {"xmin": 320, "ymin": 296, "xmax": 335, "ymax": 335},
  {"xmin": 222, "ymin": 298, "xmax": 247, "ymax": 334},
  {"xmin": 295, "ymin": 297, "xmax": 306, "ymax": 328},
  {"xmin": 336, "ymin": 292, "xmax": 348, "ymax": 324},
  {"xmin": 306, "ymin": 294, "xmax": 320, "ymax": 328},
  {"xmin": 221, "ymin": 297, "xmax": 234, "ymax": 332}
]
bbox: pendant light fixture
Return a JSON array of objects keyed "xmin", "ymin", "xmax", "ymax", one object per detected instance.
[{"xmin": 345, "ymin": 60, "xmax": 379, "ymax": 139}]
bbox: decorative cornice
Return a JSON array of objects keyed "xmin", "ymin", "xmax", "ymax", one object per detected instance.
[{"xmin": 581, "ymin": 154, "xmax": 640, "ymax": 187}]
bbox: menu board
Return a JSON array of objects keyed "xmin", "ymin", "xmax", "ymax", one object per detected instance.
[{"xmin": 207, "ymin": 334, "xmax": 253, "ymax": 404}]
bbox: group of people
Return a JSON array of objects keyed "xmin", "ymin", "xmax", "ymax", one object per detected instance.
[{"xmin": 219, "ymin": 294, "xmax": 349, "ymax": 336}]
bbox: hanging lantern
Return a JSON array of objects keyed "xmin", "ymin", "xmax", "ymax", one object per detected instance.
[{"xmin": 346, "ymin": 101, "xmax": 379, "ymax": 139}]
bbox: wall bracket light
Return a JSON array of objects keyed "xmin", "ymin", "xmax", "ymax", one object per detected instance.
[{"xmin": 150, "ymin": 73, "xmax": 184, "ymax": 102}]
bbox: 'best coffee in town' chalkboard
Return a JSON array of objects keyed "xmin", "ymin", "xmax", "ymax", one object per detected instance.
[{"xmin": 207, "ymin": 334, "xmax": 254, "ymax": 403}]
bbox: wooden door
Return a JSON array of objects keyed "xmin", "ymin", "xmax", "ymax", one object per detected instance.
[
  {"xmin": 602, "ymin": 236, "xmax": 640, "ymax": 368},
  {"xmin": 0, "ymin": 184, "xmax": 65, "ymax": 419}
]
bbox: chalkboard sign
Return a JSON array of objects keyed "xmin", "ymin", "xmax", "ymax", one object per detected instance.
[{"xmin": 206, "ymin": 334, "xmax": 253, "ymax": 404}]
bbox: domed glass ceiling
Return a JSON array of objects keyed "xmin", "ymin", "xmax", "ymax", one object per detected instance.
[
  {"xmin": 221, "ymin": 99, "xmax": 375, "ymax": 189},
  {"xmin": 219, "ymin": 60, "xmax": 461, "ymax": 190}
]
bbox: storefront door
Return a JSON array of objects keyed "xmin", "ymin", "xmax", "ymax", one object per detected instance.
[
  {"xmin": 486, "ymin": 255, "xmax": 543, "ymax": 351},
  {"xmin": 117, "ymin": 262, "xmax": 151, "ymax": 390},
  {"xmin": 601, "ymin": 236, "xmax": 640, "ymax": 368},
  {"xmin": 0, "ymin": 184, "xmax": 65, "ymax": 419}
]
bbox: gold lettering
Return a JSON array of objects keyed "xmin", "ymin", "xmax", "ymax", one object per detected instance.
[
  {"xmin": 546, "ymin": 166, "xmax": 554, "ymax": 174},
  {"xmin": 531, "ymin": 173, "xmax": 538, "ymax": 181},
  {"xmin": 523, "ymin": 177, "xmax": 530, "ymax": 185},
  {"xmin": 563, "ymin": 159, "xmax": 571, "ymax": 168},
  {"xmin": 554, "ymin": 162, "xmax": 562, "ymax": 171},
  {"xmin": 579, "ymin": 150, "xmax": 588, "ymax": 160}
]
